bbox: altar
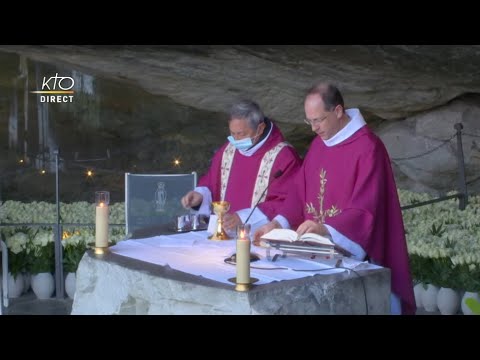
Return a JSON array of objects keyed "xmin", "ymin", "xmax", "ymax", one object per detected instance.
[{"xmin": 71, "ymin": 231, "xmax": 391, "ymax": 315}]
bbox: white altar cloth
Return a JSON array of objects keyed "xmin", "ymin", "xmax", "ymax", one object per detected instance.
[{"xmin": 109, "ymin": 231, "xmax": 378, "ymax": 285}]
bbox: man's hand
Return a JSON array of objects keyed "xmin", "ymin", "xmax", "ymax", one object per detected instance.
[
  {"xmin": 223, "ymin": 213, "xmax": 242, "ymax": 231},
  {"xmin": 296, "ymin": 220, "xmax": 330, "ymax": 237},
  {"xmin": 253, "ymin": 220, "xmax": 281, "ymax": 246},
  {"xmin": 223, "ymin": 213, "xmax": 242, "ymax": 232},
  {"xmin": 181, "ymin": 191, "xmax": 203, "ymax": 209}
]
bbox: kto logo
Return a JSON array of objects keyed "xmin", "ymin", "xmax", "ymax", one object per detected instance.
[{"xmin": 31, "ymin": 73, "xmax": 75, "ymax": 103}]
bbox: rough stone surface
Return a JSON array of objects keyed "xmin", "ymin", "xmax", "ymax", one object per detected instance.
[
  {"xmin": 72, "ymin": 251, "xmax": 391, "ymax": 315},
  {"xmin": 2, "ymin": 45, "xmax": 479, "ymax": 193},
  {"xmin": 378, "ymin": 96, "xmax": 480, "ymax": 193},
  {"xmin": 2, "ymin": 45, "xmax": 480, "ymax": 122}
]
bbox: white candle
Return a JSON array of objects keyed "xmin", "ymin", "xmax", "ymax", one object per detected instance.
[
  {"xmin": 95, "ymin": 202, "xmax": 109, "ymax": 248},
  {"xmin": 236, "ymin": 228, "xmax": 250, "ymax": 284}
]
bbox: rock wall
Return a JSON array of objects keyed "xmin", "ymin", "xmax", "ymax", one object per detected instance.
[
  {"xmin": 378, "ymin": 95, "xmax": 480, "ymax": 193},
  {"xmin": 1, "ymin": 45, "xmax": 479, "ymax": 193}
]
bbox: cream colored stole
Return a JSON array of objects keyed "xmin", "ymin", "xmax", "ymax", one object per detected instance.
[{"xmin": 220, "ymin": 142, "xmax": 289, "ymax": 207}]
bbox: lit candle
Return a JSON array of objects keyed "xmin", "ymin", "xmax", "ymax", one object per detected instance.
[
  {"xmin": 95, "ymin": 191, "xmax": 110, "ymax": 248},
  {"xmin": 236, "ymin": 224, "xmax": 251, "ymax": 284}
]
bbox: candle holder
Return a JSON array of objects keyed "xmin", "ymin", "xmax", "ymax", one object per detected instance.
[
  {"xmin": 95, "ymin": 191, "xmax": 110, "ymax": 255},
  {"xmin": 227, "ymin": 277, "xmax": 259, "ymax": 292},
  {"xmin": 94, "ymin": 246, "xmax": 109, "ymax": 255},
  {"xmin": 208, "ymin": 201, "xmax": 232, "ymax": 240}
]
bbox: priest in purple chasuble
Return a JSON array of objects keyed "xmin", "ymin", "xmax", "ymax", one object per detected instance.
[
  {"xmin": 181, "ymin": 99, "xmax": 302, "ymax": 235},
  {"xmin": 254, "ymin": 83, "xmax": 415, "ymax": 315}
]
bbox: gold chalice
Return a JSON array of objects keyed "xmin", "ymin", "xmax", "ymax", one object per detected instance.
[{"xmin": 209, "ymin": 200, "xmax": 232, "ymax": 240}]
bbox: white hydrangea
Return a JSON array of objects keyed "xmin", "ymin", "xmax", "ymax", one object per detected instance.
[
  {"xmin": 31, "ymin": 230, "xmax": 54, "ymax": 247},
  {"xmin": 6, "ymin": 232, "xmax": 29, "ymax": 254}
]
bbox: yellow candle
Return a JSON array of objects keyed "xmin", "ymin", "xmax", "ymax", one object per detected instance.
[
  {"xmin": 236, "ymin": 230, "xmax": 250, "ymax": 284},
  {"xmin": 95, "ymin": 202, "xmax": 109, "ymax": 248}
]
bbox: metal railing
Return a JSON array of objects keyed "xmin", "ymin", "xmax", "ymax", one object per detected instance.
[{"xmin": 398, "ymin": 123, "xmax": 469, "ymax": 212}]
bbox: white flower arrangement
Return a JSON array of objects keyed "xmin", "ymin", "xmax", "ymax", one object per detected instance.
[
  {"xmin": 5, "ymin": 231, "xmax": 30, "ymax": 278},
  {"xmin": 31, "ymin": 229, "xmax": 54, "ymax": 248},
  {"xmin": 0, "ymin": 200, "xmax": 125, "ymax": 226},
  {"xmin": 62, "ymin": 231, "xmax": 91, "ymax": 273},
  {"xmin": 6, "ymin": 231, "xmax": 29, "ymax": 255},
  {"xmin": 1, "ymin": 193, "xmax": 478, "ymax": 286},
  {"xmin": 399, "ymin": 189, "xmax": 480, "ymax": 291},
  {"xmin": 0, "ymin": 200, "xmax": 133, "ymax": 276},
  {"xmin": 28, "ymin": 229, "xmax": 55, "ymax": 274}
]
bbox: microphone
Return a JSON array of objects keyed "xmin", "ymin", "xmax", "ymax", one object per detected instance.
[
  {"xmin": 226, "ymin": 169, "xmax": 284, "ymax": 264},
  {"xmin": 244, "ymin": 169, "xmax": 283, "ymax": 225}
]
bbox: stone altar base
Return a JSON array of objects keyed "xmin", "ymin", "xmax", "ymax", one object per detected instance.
[{"xmin": 72, "ymin": 251, "xmax": 390, "ymax": 315}]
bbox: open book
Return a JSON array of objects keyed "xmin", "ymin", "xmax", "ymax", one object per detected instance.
[{"xmin": 260, "ymin": 228, "xmax": 334, "ymax": 247}]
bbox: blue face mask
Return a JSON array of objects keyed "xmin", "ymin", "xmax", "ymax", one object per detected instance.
[{"xmin": 227, "ymin": 135, "xmax": 254, "ymax": 151}]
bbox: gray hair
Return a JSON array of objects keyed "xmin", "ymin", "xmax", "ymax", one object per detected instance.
[{"xmin": 229, "ymin": 100, "xmax": 264, "ymax": 130}]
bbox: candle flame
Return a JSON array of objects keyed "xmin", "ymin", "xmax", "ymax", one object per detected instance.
[
  {"xmin": 240, "ymin": 230, "xmax": 245, "ymax": 239},
  {"xmin": 62, "ymin": 230, "xmax": 82, "ymax": 240},
  {"xmin": 99, "ymin": 202, "xmax": 104, "ymax": 207}
]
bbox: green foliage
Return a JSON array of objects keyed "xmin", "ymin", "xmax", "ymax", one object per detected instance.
[
  {"xmin": 429, "ymin": 223, "xmax": 446, "ymax": 237},
  {"xmin": 28, "ymin": 243, "xmax": 55, "ymax": 274},
  {"xmin": 410, "ymin": 254, "xmax": 480, "ymax": 291},
  {"xmin": 63, "ymin": 242, "xmax": 87, "ymax": 273},
  {"xmin": 8, "ymin": 249, "xmax": 28, "ymax": 279},
  {"xmin": 444, "ymin": 238, "xmax": 455, "ymax": 249},
  {"xmin": 465, "ymin": 298, "xmax": 480, "ymax": 315}
]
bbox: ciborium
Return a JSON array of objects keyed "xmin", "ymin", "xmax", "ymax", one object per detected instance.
[{"xmin": 209, "ymin": 200, "xmax": 232, "ymax": 240}]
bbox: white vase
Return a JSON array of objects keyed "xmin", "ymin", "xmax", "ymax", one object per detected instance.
[
  {"xmin": 31, "ymin": 272, "xmax": 55, "ymax": 299},
  {"xmin": 413, "ymin": 283, "xmax": 424, "ymax": 308},
  {"xmin": 65, "ymin": 272, "xmax": 76, "ymax": 299},
  {"xmin": 421, "ymin": 284, "xmax": 439, "ymax": 312},
  {"xmin": 437, "ymin": 287, "xmax": 460, "ymax": 315},
  {"xmin": 461, "ymin": 291, "xmax": 480, "ymax": 315},
  {"xmin": 7, "ymin": 273, "xmax": 24, "ymax": 298}
]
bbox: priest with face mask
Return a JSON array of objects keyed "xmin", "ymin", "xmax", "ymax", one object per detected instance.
[{"xmin": 181, "ymin": 100, "xmax": 302, "ymax": 234}]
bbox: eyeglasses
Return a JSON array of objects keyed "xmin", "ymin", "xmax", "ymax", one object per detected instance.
[{"xmin": 303, "ymin": 113, "xmax": 330, "ymax": 127}]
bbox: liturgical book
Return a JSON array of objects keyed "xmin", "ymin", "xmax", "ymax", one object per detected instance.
[{"xmin": 260, "ymin": 229, "xmax": 334, "ymax": 247}]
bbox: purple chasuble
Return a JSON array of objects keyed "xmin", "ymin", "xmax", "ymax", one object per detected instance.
[
  {"xmin": 280, "ymin": 126, "xmax": 416, "ymax": 315},
  {"xmin": 198, "ymin": 122, "xmax": 302, "ymax": 220}
]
